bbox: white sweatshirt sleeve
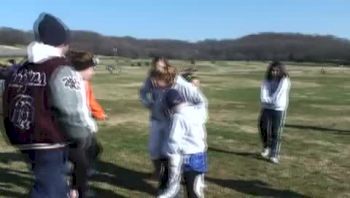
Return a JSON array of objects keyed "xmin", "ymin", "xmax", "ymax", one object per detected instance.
[
  {"xmin": 261, "ymin": 80, "xmax": 272, "ymax": 104},
  {"xmin": 175, "ymin": 76, "xmax": 208, "ymax": 121},
  {"xmin": 270, "ymin": 78, "xmax": 291, "ymax": 104}
]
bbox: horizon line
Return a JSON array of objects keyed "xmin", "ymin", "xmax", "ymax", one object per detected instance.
[{"xmin": 0, "ymin": 26, "xmax": 349, "ymax": 43}]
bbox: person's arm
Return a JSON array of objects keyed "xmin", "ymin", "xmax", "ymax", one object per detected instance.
[
  {"xmin": 139, "ymin": 77, "xmax": 154, "ymax": 109},
  {"xmin": 49, "ymin": 66, "xmax": 97, "ymax": 140},
  {"xmin": 178, "ymin": 76, "xmax": 207, "ymax": 106},
  {"xmin": 0, "ymin": 68, "xmax": 11, "ymax": 80},
  {"xmin": 261, "ymin": 80, "xmax": 272, "ymax": 104},
  {"xmin": 270, "ymin": 78, "xmax": 291, "ymax": 104},
  {"xmin": 176, "ymin": 76, "xmax": 208, "ymax": 121},
  {"xmin": 86, "ymin": 81, "xmax": 107, "ymax": 120}
]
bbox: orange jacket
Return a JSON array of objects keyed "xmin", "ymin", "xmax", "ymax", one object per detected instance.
[{"xmin": 85, "ymin": 81, "xmax": 106, "ymax": 120}]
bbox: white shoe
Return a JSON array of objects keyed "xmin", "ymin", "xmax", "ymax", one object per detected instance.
[
  {"xmin": 260, "ymin": 148, "xmax": 270, "ymax": 159},
  {"xmin": 269, "ymin": 157, "xmax": 279, "ymax": 164},
  {"xmin": 69, "ymin": 189, "xmax": 78, "ymax": 198}
]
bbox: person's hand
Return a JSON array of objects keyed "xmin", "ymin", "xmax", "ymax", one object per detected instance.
[{"xmin": 97, "ymin": 114, "xmax": 108, "ymax": 121}]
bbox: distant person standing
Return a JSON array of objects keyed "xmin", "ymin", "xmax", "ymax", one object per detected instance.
[
  {"xmin": 259, "ymin": 61, "xmax": 291, "ymax": 164},
  {"xmin": 2, "ymin": 13, "xmax": 95, "ymax": 197}
]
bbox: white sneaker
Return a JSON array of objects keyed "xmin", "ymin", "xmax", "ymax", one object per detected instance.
[
  {"xmin": 260, "ymin": 148, "xmax": 270, "ymax": 159},
  {"xmin": 269, "ymin": 157, "xmax": 279, "ymax": 164},
  {"xmin": 69, "ymin": 189, "xmax": 78, "ymax": 198}
]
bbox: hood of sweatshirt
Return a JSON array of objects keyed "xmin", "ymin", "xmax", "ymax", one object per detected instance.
[{"xmin": 27, "ymin": 41, "xmax": 64, "ymax": 64}]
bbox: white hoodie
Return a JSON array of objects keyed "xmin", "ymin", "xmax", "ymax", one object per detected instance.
[
  {"xmin": 164, "ymin": 104, "xmax": 207, "ymax": 156},
  {"xmin": 261, "ymin": 77, "xmax": 291, "ymax": 111},
  {"xmin": 27, "ymin": 42, "xmax": 64, "ymax": 63}
]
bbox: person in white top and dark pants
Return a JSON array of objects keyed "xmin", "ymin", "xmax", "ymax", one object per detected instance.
[{"xmin": 259, "ymin": 61, "xmax": 291, "ymax": 164}]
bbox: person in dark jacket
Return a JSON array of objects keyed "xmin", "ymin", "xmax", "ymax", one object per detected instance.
[{"xmin": 2, "ymin": 13, "xmax": 95, "ymax": 197}]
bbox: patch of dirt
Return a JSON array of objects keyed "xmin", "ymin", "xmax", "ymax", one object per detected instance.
[
  {"xmin": 235, "ymin": 124, "xmax": 257, "ymax": 134},
  {"xmin": 301, "ymin": 139, "xmax": 336, "ymax": 147},
  {"xmin": 291, "ymin": 81, "xmax": 321, "ymax": 88},
  {"xmin": 102, "ymin": 113, "xmax": 149, "ymax": 127},
  {"xmin": 310, "ymin": 104, "xmax": 350, "ymax": 111}
]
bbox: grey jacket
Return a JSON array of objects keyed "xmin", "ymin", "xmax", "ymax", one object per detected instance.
[{"xmin": 28, "ymin": 42, "xmax": 96, "ymax": 143}]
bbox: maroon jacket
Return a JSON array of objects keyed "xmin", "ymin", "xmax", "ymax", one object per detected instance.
[{"xmin": 3, "ymin": 58, "xmax": 69, "ymax": 149}]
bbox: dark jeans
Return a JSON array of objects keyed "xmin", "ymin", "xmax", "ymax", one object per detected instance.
[
  {"xmin": 259, "ymin": 108, "xmax": 286, "ymax": 158},
  {"xmin": 23, "ymin": 148, "xmax": 69, "ymax": 198},
  {"xmin": 158, "ymin": 158, "xmax": 169, "ymax": 192},
  {"xmin": 87, "ymin": 134, "xmax": 102, "ymax": 168},
  {"xmin": 69, "ymin": 134, "xmax": 102, "ymax": 198},
  {"xmin": 69, "ymin": 136, "xmax": 92, "ymax": 198}
]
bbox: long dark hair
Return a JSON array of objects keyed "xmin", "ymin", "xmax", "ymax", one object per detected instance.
[
  {"xmin": 265, "ymin": 61, "xmax": 289, "ymax": 81},
  {"xmin": 150, "ymin": 64, "xmax": 177, "ymax": 86}
]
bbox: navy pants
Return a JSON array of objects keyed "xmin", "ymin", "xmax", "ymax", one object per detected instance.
[
  {"xmin": 259, "ymin": 108, "xmax": 286, "ymax": 158},
  {"xmin": 23, "ymin": 148, "xmax": 69, "ymax": 198}
]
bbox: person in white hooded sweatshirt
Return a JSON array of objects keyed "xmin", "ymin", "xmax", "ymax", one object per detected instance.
[
  {"xmin": 259, "ymin": 61, "xmax": 291, "ymax": 164},
  {"xmin": 158, "ymin": 89, "xmax": 207, "ymax": 198},
  {"xmin": 2, "ymin": 13, "xmax": 95, "ymax": 197}
]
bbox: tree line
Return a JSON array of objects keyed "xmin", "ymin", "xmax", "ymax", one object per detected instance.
[{"xmin": 1, "ymin": 27, "xmax": 350, "ymax": 63}]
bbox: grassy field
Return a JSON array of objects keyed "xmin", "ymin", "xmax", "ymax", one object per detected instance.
[{"xmin": 0, "ymin": 59, "xmax": 349, "ymax": 197}]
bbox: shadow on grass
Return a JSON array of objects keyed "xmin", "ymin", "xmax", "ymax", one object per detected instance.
[
  {"xmin": 91, "ymin": 186, "xmax": 127, "ymax": 198},
  {"xmin": 0, "ymin": 151, "xmax": 148, "ymax": 197},
  {"xmin": 0, "ymin": 152, "xmax": 31, "ymax": 197},
  {"xmin": 208, "ymin": 147, "xmax": 265, "ymax": 161},
  {"xmin": 285, "ymin": 124, "xmax": 350, "ymax": 135},
  {"xmin": 93, "ymin": 160, "xmax": 156, "ymax": 196},
  {"xmin": 207, "ymin": 177, "xmax": 311, "ymax": 198}
]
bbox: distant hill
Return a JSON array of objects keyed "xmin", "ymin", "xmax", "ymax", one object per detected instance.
[{"xmin": 1, "ymin": 27, "xmax": 350, "ymax": 63}]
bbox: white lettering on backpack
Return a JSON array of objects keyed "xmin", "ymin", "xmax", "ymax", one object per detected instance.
[
  {"xmin": 10, "ymin": 95, "xmax": 34, "ymax": 130},
  {"xmin": 9, "ymin": 69, "xmax": 46, "ymax": 91}
]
